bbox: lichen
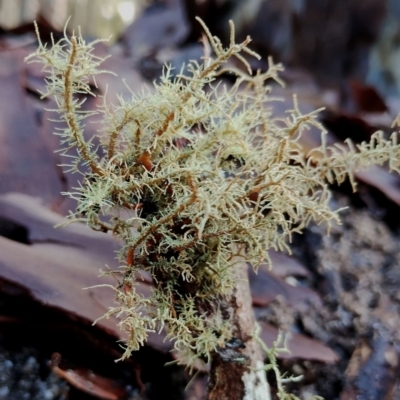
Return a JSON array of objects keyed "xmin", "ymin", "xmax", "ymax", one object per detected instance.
[
  {"xmin": 25, "ymin": 18, "xmax": 400, "ymax": 371},
  {"xmin": 243, "ymin": 360, "xmax": 271, "ymax": 400}
]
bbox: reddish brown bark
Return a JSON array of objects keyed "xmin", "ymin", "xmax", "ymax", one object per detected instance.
[{"xmin": 207, "ymin": 260, "xmax": 270, "ymax": 400}]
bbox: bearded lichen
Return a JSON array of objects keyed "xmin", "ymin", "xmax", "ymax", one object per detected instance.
[{"xmin": 26, "ymin": 18, "xmax": 400, "ymax": 380}]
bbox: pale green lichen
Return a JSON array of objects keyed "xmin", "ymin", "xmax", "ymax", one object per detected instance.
[
  {"xmin": 26, "ymin": 18, "xmax": 400, "ymax": 371},
  {"xmin": 253, "ymin": 324, "xmax": 323, "ymax": 400},
  {"xmin": 242, "ymin": 360, "xmax": 271, "ymax": 400}
]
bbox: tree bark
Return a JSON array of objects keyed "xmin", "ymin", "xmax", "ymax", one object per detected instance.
[{"xmin": 207, "ymin": 261, "xmax": 270, "ymax": 400}]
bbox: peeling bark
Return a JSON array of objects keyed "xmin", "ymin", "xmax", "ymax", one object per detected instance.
[{"xmin": 207, "ymin": 261, "xmax": 270, "ymax": 400}]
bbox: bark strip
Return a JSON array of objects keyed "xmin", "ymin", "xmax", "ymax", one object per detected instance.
[{"xmin": 207, "ymin": 261, "xmax": 270, "ymax": 400}]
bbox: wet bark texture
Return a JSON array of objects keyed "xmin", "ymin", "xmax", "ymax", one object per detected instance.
[{"xmin": 207, "ymin": 261, "xmax": 270, "ymax": 400}]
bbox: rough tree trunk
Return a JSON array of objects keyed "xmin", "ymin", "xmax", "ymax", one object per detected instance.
[{"xmin": 207, "ymin": 261, "xmax": 270, "ymax": 400}]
